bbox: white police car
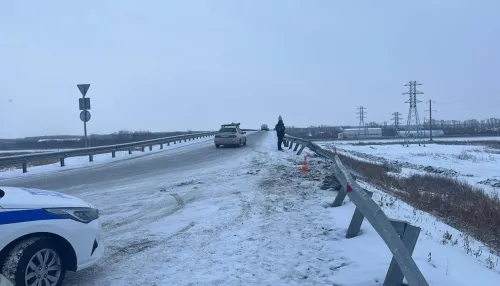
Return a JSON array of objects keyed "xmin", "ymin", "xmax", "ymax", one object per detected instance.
[{"xmin": 0, "ymin": 187, "xmax": 103, "ymax": 286}]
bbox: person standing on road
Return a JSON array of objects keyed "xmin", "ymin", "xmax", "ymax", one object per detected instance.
[{"xmin": 275, "ymin": 115, "xmax": 286, "ymax": 151}]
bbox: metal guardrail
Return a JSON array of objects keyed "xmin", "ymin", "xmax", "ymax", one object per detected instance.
[
  {"xmin": 283, "ymin": 134, "xmax": 429, "ymax": 286},
  {"xmin": 0, "ymin": 132, "xmax": 216, "ymax": 173}
]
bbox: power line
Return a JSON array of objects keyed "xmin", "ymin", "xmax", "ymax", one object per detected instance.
[
  {"xmin": 356, "ymin": 106, "xmax": 367, "ymax": 138},
  {"xmin": 403, "ymin": 81, "xmax": 424, "ymax": 146}
]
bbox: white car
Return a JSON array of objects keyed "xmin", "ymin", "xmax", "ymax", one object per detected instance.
[
  {"xmin": 214, "ymin": 123, "xmax": 247, "ymax": 148},
  {"xmin": 0, "ymin": 187, "xmax": 103, "ymax": 286}
]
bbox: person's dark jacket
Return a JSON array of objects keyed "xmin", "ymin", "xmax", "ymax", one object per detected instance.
[{"xmin": 275, "ymin": 120, "xmax": 285, "ymax": 138}]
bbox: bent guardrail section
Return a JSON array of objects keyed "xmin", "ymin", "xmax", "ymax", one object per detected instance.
[
  {"xmin": 283, "ymin": 135, "xmax": 428, "ymax": 286},
  {"xmin": 0, "ymin": 132, "xmax": 216, "ymax": 173}
]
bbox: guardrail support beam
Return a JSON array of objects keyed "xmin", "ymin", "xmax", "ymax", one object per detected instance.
[
  {"xmin": 384, "ymin": 221, "xmax": 421, "ymax": 286},
  {"xmin": 112, "ymin": 151, "xmax": 116, "ymax": 158},
  {"xmin": 141, "ymin": 146, "xmax": 145, "ymax": 152},
  {"xmin": 288, "ymin": 141, "xmax": 294, "ymax": 149},
  {"xmin": 293, "ymin": 143, "xmax": 300, "ymax": 151},
  {"xmin": 149, "ymin": 145, "xmax": 153, "ymax": 151},
  {"xmin": 60, "ymin": 158, "xmax": 65, "ymax": 167},
  {"xmin": 160, "ymin": 144, "xmax": 163, "ymax": 149},
  {"xmin": 22, "ymin": 162, "xmax": 27, "ymax": 173},
  {"xmin": 89, "ymin": 154, "xmax": 93, "ymax": 162},
  {"xmin": 128, "ymin": 149, "xmax": 132, "ymax": 155},
  {"xmin": 346, "ymin": 189, "xmax": 373, "ymax": 238}
]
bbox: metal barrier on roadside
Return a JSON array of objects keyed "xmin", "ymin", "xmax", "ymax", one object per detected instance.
[
  {"xmin": 283, "ymin": 135, "xmax": 428, "ymax": 286},
  {"xmin": 0, "ymin": 132, "xmax": 216, "ymax": 173}
]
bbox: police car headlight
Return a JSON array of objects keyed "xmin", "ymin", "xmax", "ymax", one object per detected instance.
[{"xmin": 44, "ymin": 207, "xmax": 99, "ymax": 224}]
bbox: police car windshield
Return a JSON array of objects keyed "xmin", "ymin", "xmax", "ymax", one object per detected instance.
[{"xmin": 219, "ymin": 128, "xmax": 236, "ymax": 133}]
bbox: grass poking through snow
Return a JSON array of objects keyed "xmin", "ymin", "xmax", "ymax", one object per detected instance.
[{"xmin": 336, "ymin": 153, "xmax": 500, "ymax": 253}]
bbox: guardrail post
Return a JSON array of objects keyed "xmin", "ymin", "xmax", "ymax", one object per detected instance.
[
  {"xmin": 288, "ymin": 141, "xmax": 294, "ymax": 149},
  {"xmin": 346, "ymin": 189, "xmax": 373, "ymax": 238},
  {"xmin": 384, "ymin": 220, "xmax": 421, "ymax": 286},
  {"xmin": 174, "ymin": 141, "xmax": 176, "ymax": 144},
  {"xmin": 22, "ymin": 161, "xmax": 27, "ymax": 173},
  {"xmin": 128, "ymin": 149, "xmax": 132, "ymax": 155},
  {"xmin": 184, "ymin": 139, "xmax": 187, "ymax": 142},
  {"xmin": 167, "ymin": 142, "xmax": 170, "ymax": 146},
  {"xmin": 332, "ymin": 186, "xmax": 347, "ymax": 207},
  {"xmin": 60, "ymin": 158, "xmax": 65, "ymax": 167},
  {"xmin": 160, "ymin": 144, "xmax": 163, "ymax": 149},
  {"xmin": 89, "ymin": 154, "xmax": 93, "ymax": 162},
  {"xmin": 149, "ymin": 145, "xmax": 153, "ymax": 151},
  {"xmin": 293, "ymin": 143, "xmax": 300, "ymax": 151},
  {"xmin": 112, "ymin": 151, "xmax": 116, "ymax": 158},
  {"xmin": 297, "ymin": 145, "xmax": 306, "ymax": 155},
  {"xmin": 141, "ymin": 146, "xmax": 145, "ymax": 152}
]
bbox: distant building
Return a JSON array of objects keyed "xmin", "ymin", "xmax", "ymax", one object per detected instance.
[{"xmin": 338, "ymin": 127, "xmax": 383, "ymax": 139}]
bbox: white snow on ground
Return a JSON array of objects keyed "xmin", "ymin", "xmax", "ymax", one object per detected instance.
[
  {"xmin": 322, "ymin": 136, "xmax": 500, "ymax": 145},
  {"xmin": 55, "ymin": 132, "xmax": 500, "ymax": 285},
  {"xmin": 0, "ymin": 136, "xmax": 215, "ymax": 180},
  {"xmin": 318, "ymin": 141, "xmax": 500, "ymax": 196}
]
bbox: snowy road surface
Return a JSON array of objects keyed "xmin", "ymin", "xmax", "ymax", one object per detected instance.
[
  {"xmin": 0, "ymin": 131, "xmax": 265, "ymax": 191},
  {"xmin": 3, "ymin": 131, "xmax": 500, "ymax": 285}
]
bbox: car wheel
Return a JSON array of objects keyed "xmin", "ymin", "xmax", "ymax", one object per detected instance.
[
  {"xmin": 1, "ymin": 237, "xmax": 66, "ymax": 286},
  {"xmin": 215, "ymin": 144, "xmax": 220, "ymax": 148}
]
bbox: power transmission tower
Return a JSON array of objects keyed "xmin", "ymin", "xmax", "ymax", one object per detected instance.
[
  {"xmin": 403, "ymin": 81, "xmax": 424, "ymax": 146},
  {"xmin": 356, "ymin": 106, "xmax": 367, "ymax": 138},
  {"xmin": 425, "ymin": 99, "xmax": 437, "ymax": 141},
  {"xmin": 391, "ymin": 112, "xmax": 403, "ymax": 137}
]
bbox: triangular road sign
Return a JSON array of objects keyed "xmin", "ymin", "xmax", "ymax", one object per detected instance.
[{"xmin": 77, "ymin": 84, "xmax": 90, "ymax": 97}]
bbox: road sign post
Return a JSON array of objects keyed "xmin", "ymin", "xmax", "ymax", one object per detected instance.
[{"xmin": 77, "ymin": 84, "xmax": 91, "ymax": 148}]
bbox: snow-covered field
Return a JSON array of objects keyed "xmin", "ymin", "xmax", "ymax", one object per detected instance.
[
  {"xmin": 318, "ymin": 140, "xmax": 500, "ymax": 196},
  {"xmin": 324, "ymin": 136, "xmax": 500, "ymax": 145},
  {"xmin": 49, "ymin": 133, "xmax": 500, "ymax": 285},
  {"xmin": 0, "ymin": 136, "xmax": 214, "ymax": 180}
]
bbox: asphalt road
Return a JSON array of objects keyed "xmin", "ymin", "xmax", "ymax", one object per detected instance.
[{"xmin": 0, "ymin": 131, "xmax": 268, "ymax": 191}]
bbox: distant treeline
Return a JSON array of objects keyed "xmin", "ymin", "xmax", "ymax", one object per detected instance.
[
  {"xmin": 287, "ymin": 117, "xmax": 500, "ymax": 139},
  {"xmin": 0, "ymin": 130, "xmax": 208, "ymax": 150}
]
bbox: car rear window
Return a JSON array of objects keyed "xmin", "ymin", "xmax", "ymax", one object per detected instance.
[{"xmin": 219, "ymin": 128, "xmax": 236, "ymax": 133}]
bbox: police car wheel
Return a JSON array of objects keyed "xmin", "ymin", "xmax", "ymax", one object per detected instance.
[{"xmin": 1, "ymin": 237, "xmax": 66, "ymax": 286}]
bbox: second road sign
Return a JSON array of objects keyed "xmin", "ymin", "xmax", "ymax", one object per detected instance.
[{"xmin": 80, "ymin": 110, "xmax": 91, "ymax": 122}]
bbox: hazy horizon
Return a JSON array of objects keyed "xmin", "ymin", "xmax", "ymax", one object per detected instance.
[{"xmin": 1, "ymin": 0, "xmax": 499, "ymax": 138}]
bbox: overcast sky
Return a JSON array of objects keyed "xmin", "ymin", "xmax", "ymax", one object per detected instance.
[{"xmin": 1, "ymin": 0, "xmax": 499, "ymax": 138}]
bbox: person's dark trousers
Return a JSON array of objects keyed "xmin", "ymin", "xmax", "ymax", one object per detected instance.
[{"xmin": 277, "ymin": 136, "xmax": 284, "ymax": 150}]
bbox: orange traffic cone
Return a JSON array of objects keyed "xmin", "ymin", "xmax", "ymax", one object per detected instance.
[{"xmin": 300, "ymin": 156, "xmax": 309, "ymax": 173}]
